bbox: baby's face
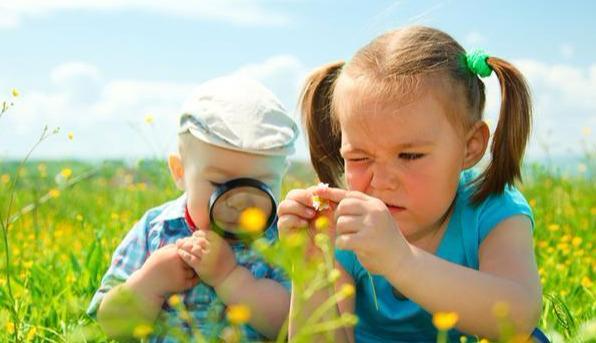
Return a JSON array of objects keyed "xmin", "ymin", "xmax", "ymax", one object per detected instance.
[{"xmin": 181, "ymin": 139, "xmax": 286, "ymax": 231}]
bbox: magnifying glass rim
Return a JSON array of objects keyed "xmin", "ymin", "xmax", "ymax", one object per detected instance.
[{"xmin": 208, "ymin": 177, "xmax": 277, "ymax": 240}]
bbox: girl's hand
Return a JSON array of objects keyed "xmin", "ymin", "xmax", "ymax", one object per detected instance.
[
  {"xmin": 277, "ymin": 185, "xmax": 337, "ymax": 258},
  {"xmin": 314, "ymin": 187, "xmax": 413, "ymax": 276},
  {"xmin": 176, "ymin": 230, "xmax": 237, "ymax": 288}
]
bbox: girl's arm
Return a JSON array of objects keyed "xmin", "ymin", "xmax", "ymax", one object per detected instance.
[
  {"xmin": 214, "ymin": 265, "xmax": 291, "ymax": 339},
  {"xmin": 388, "ymin": 215, "xmax": 542, "ymax": 340},
  {"xmin": 287, "ymin": 263, "xmax": 355, "ymax": 343}
]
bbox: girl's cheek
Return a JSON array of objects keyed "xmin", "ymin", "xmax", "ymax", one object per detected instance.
[{"xmin": 345, "ymin": 163, "xmax": 370, "ymax": 192}]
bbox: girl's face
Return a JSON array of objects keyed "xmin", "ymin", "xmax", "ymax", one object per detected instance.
[{"xmin": 337, "ymin": 84, "xmax": 467, "ymax": 241}]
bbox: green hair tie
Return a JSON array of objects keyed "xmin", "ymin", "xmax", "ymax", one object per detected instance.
[{"xmin": 465, "ymin": 50, "xmax": 492, "ymax": 77}]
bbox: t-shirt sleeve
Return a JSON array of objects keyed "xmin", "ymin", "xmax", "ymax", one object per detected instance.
[
  {"xmin": 86, "ymin": 214, "xmax": 151, "ymax": 318},
  {"xmin": 477, "ymin": 184, "xmax": 535, "ymax": 244}
]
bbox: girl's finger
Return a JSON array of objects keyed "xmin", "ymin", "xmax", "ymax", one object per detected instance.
[
  {"xmin": 277, "ymin": 199, "xmax": 317, "ymax": 219},
  {"xmin": 277, "ymin": 214, "xmax": 309, "ymax": 232},
  {"xmin": 335, "ymin": 232, "xmax": 358, "ymax": 251},
  {"xmin": 335, "ymin": 197, "xmax": 367, "ymax": 216},
  {"xmin": 313, "ymin": 186, "xmax": 351, "ymax": 203},
  {"xmin": 283, "ymin": 185, "xmax": 321, "ymax": 206},
  {"xmin": 335, "ymin": 215, "xmax": 360, "ymax": 235}
]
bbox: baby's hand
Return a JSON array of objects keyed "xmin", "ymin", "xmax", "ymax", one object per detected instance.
[
  {"xmin": 177, "ymin": 230, "xmax": 237, "ymax": 288},
  {"xmin": 133, "ymin": 244, "xmax": 199, "ymax": 298}
]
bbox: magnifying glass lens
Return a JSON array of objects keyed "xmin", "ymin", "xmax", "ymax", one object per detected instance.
[{"xmin": 210, "ymin": 182, "xmax": 275, "ymax": 237}]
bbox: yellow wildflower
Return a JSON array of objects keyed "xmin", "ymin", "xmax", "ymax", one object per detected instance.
[
  {"xmin": 1, "ymin": 174, "xmax": 9, "ymax": 184},
  {"xmin": 314, "ymin": 216, "xmax": 330, "ymax": 231},
  {"xmin": 572, "ymin": 237, "xmax": 582, "ymax": 247},
  {"xmin": 60, "ymin": 168, "xmax": 73, "ymax": 179},
  {"xmin": 311, "ymin": 195, "xmax": 330, "ymax": 211},
  {"xmin": 328, "ymin": 268, "xmax": 341, "ymax": 283},
  {"xmin": 144, "ymin": 114, "xmax": 155, "ymax": 124},
  {"xmin": 432, "ymin": 312, "xmax": 459, "ymax": 330},
  {"xmin": 133, "ymin": 324, "xmax": 153, "ymax": 339},
  {"xmin": 239, "ymin": 207, "xmax": 267, "ymax": 233},
  {"xmin": 67, "ymin": 132, "xmax": 74, "ymax": 140},
  {"xmin": 547, "ymin": 224, "xmax": 559, "ymax": 232},
  {"xmin": 168, "ymin": 295, "xmax": 182, "ymax": 307},
  {"xmin": 48, "ymin": 188, "xmax": 61, "ymax": 198},
  {"xmin": 339, "ymin": 284, "xmax": 355, "ymax": 298},
  {"xmin": 227, "ymin": 304, "xmax": 251, "ymax": 325},
  {"xmin": 581, "ymin": 276, "xmax": 593, "ymax": 288},
  {"xmin": 11, "ymin": 88, "xmax": 19, "ymax": 97},
  {"xmin": 6, "ymin": 322, "xmax": 15, "ymax": 334}
]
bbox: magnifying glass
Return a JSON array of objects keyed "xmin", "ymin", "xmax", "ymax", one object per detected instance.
[{"xmin": 208, "ymin": 178, "xmax": 277, "ymax": 241}]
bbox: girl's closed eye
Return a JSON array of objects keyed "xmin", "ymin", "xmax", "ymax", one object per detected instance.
[{"xmin": 399, "ymin": 152, "xmax": 425, "ymax": 161}]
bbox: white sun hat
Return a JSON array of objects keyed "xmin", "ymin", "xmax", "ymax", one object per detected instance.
[{"xmin": 179, "ymin": 75, "xmax": 299, "ymax": 156}]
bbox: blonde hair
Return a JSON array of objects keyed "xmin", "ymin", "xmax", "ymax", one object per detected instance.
[{"xmin": 301, "ymin": 26, "xmax": 532, "ymax": 204}]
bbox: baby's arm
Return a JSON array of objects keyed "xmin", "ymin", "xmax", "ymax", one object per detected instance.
[
  {"xmin": 97, "ymin": 244, "xmax": 199, "ymax": 339},
  {"xmin": 387, "ymin": 216, "xmax": 541, "ymax": 340},
  {"xmin": 177, "ymin": 230, "xmax": 290, "ymax": 339}
]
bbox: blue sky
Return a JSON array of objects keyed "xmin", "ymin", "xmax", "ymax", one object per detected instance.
[{"xmin": 1, "ymin": 0, "xmax": 594, "ymax": 163}]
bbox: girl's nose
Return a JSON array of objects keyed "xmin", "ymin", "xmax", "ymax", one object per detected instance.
[{"xmin": 370, "ymin": 163, "xmax": 399, "ymax": 190}]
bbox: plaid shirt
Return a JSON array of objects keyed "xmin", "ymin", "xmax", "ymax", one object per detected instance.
[{"xmin": 87, "ymin": 194, "xmax": 289, "ymax": 342}]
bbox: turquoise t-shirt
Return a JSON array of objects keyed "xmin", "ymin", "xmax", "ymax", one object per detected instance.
[{"xmin": 335, "ymin": 170, "xmax": 534, "ymax": 342}]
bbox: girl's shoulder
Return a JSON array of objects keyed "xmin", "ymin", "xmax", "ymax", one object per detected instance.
[{"xmin": 457, "ymin": 169, "xmax": 534, "ymax": 245}]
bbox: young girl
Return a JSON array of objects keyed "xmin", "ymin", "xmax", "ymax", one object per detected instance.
[{"xmin": 278, "ymin": 26, "xmax": 542, "ymax": 342}]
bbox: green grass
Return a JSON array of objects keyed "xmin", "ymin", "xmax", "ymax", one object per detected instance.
[{"xmin": 0, "ymin": 160, "xmax": 594, "ymax": 342}]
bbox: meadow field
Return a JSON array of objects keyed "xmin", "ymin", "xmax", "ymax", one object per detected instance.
[{"xmin": 0, "ymin": 157, "xmax": 594, "ymax": 342}]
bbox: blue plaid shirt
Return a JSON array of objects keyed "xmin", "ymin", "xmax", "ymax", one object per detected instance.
[{"xmin": 87, "ymin": 194, "xmax": 290, "ymax": 342}]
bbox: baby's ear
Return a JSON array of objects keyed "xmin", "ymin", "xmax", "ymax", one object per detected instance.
[{"xmin": 168, "ymin": 154, "xmax": 186, "ymax": 190}]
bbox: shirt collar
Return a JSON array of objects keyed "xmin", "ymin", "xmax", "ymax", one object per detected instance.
[{"xmin": 149, "ymin": 193, "xmax": 187, "ymax": 225}]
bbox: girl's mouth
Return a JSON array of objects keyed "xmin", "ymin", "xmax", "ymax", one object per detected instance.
[{"xmin": 386, "ymin": 204, "xmax": 406, "ymax": 213}]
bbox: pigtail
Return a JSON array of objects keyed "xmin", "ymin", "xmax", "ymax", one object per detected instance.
[
  {"xmin": 299, "ymin": 61, "xmax": 345, "ymax": 187},
  {"xmin": 472, "ymin": 57, "xmax": 532, "ymax": 204}
]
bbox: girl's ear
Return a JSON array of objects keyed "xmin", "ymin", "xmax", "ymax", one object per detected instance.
[
  {"xmin": 168, "ymin": 154, "xmax": 186, "ymax": 190},
  {"xmin": 463, "ymin": 120, "xmax": 490, "ymax": 169}
]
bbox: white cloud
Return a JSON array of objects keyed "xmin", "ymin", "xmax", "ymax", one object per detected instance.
[
  {"xmin": 233, "ymin": 54, "xmax": 307, "ymax": 111},
  {"xmin": 2, "ymin": 57, "xmax": 593, "ymax": 162},
  {"xmin": 482, "ymin": 59, "xmax": 596, "ymax": 159},
  {"xmin": 465, "ymin": 31, "xmax": 486, "ymax": 46},
  {"xmin": 0, "ymin": 54, "xmax": 308, "ymax": 159},
  {"xmin": 0, "ymin": 0, "xmax": 290, "ymax": 28}
]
